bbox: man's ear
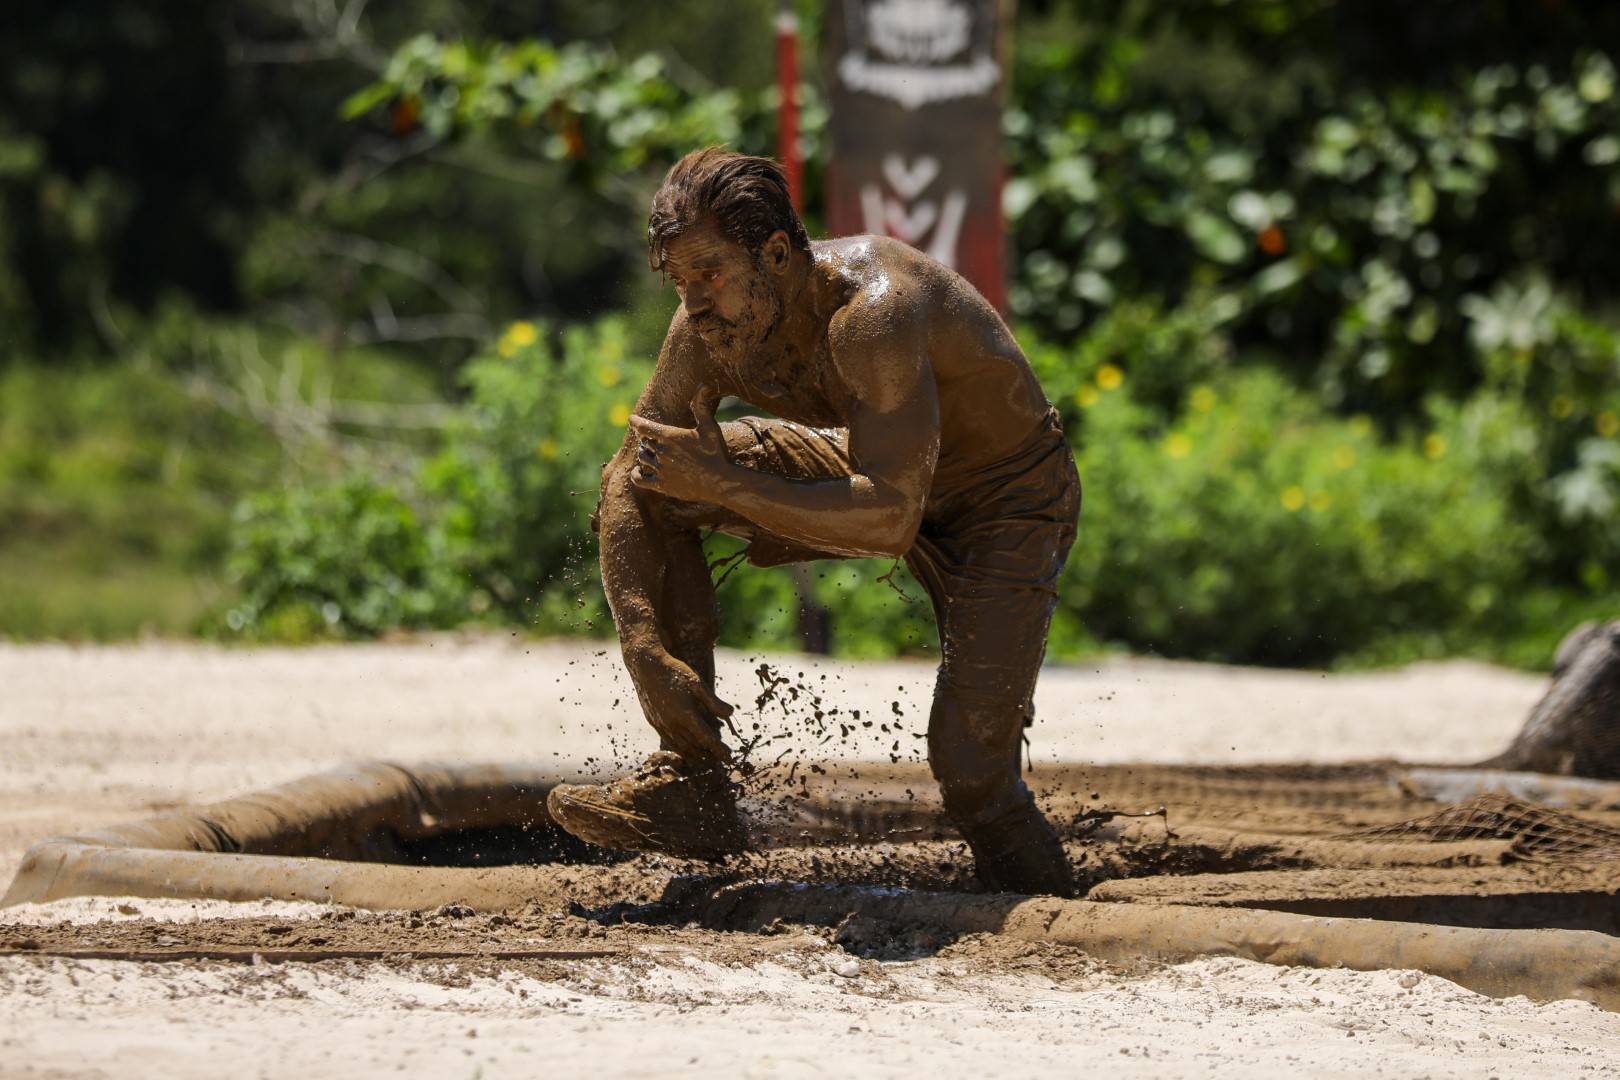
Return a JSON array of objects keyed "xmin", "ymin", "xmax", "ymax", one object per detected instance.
[{"xmin": 759, "ymin": 230, "xmax": 792, "ymax": 275}]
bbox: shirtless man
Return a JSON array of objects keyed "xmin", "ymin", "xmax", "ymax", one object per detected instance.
[{"xmin": 547, "ymin": 148, "xmax": 1080, "ymax": 896}]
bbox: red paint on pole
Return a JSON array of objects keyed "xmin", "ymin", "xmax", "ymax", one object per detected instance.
[{"xmin": 776, "ymin": 5, "xmax": 802, "ymax": 212}]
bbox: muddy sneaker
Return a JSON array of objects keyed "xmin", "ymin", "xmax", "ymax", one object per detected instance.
[
  {"xmin": 958, "ymin": 805, "xmax": 1076, "ymax": 898},
  {"xmin": 546, "ymin": 752, "xmax": 748, "ymax": 861}
]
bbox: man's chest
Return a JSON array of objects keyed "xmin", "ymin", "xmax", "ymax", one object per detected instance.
[{"xmin": 720, "ymin": 343, "xmax": 847, "ymax": 429}]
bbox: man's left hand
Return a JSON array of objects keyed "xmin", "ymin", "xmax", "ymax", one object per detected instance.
[{"xmin": 627, "ymin": 387, "xmax": 732, "ymax": 504}]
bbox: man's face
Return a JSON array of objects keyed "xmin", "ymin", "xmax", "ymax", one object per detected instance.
[{"xmin": 661, "ymin": 220, "xmax": 782, "ymax": 358}]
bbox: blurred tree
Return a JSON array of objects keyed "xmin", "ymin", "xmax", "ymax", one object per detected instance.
[
  {"xmin": 1008, "ymin": 0, "xmax": 1620, "ymax": 417},
  {"xmin": 1, "ymin": 0, "xmax": 782, "ymax": 368},
  {"xmin": 1, "ymin": 1, "xmax": 246, "ymax": 350}
]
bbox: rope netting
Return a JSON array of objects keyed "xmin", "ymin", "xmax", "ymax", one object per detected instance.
[{"xmin": 1341, "ymin": 795, "xmax": 1620, "ymax": 862}]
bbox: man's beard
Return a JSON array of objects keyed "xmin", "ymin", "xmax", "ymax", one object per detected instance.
[{"xmin": 693, "ymin": 272, "xmax": 783, "ymax": 363}]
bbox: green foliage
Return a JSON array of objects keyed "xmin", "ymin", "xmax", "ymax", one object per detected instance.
[
  {"xmin": 0, "ymin": 362, "xmax": 246, "ymax": 639},
  {"xmin": 348, "ymin": 39, "xmax": 750, "ymax": 169},
  {"xmin": 1009, "ymin": 36, "xmax": 1620, "ymax": 415},
  {"xmin": 219, "ymin": 318, "xmax": 641, "ymax": 641},
  {"xmin": 1, "ymin": 0, "xmax": 798, "ymax": 363},
  {"xmin": 0, "ymin": 359, "xmax": 264, "ymax": 566},
  {"xmin": 423, "ymin": 318, "xmax": 649, "ymax": 629},
  {"xmin": 0, "ymin": 310, "xmax": 446, "ymax": 640},
  {"xmin": 1063, "ymin": 366, "xmax": 1542, "ymax": 665},
  {"xmin": 1022, "ymin": 297, "xmax": 1235, "ymax": 419},
  {"xmin": 222, "ymin": 479, "xmax": 458, "ymax": 641}
]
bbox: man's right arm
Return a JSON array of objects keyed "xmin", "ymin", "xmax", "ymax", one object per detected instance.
[
  {"xmin": 595, "ymin": 314, "xmax": 734, "ymax": 765},
  {"xmin": 598, "ymin": 312, "xmax": 712, "ymax": 648}
]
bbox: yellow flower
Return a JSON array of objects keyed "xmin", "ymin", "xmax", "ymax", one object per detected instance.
[
  {"xmin": 1349, "ymin": 414, "xmax": 1373, "ymax": 437},
  {"xmin": 1189, "ymin": 385, "xmax": 1217, "ymax": 412},
  {"xmin": 1333, "ymin": 446, "xmax": 1357, "ymax": 470},
  {"xmin": 1549, "ymin": 395, "xmax": 1574, "ymax": 419},
  {"xmin": 497, "ymin": 320, "xmax": 537, "ymax": 357},
  {"xmin": 1309, "ymin": 490, "xmax": 1332, "ymax": 512},
  {"xmin": 609, "ymin": 402, "xmax": 632, "ymax": 427},
  {"xmin": 536, "ymin": 436, "xmax": 559, "ymax": 460},
  {"xmin": 1423, "ymin": 433, "xmax": 1447, "ymax": 460},
  {"xmin": 1095, "ymin": 364, "xmax": 1125, "ymax": 390},
  {"xmin": 1165, "ymin": 433, "xmax": 1193, "ymax": 459},
  {"xmin": 1596, "ymin": 410, "xmax": 1618, "ymax": 438},
  {"xmin": 596, "ymin": 365, "xmax": 621, "ymax": 388},
  {"xmin": 1280, "ymin": 485, "xmax": 1306, "ymax": 512},
  {"xmin": 1075, "ymin": 385, "xmax": 1101, "ymax": 409}
]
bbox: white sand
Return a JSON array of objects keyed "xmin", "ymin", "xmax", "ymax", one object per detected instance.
[
  {"xmin": 0, "ymin": 896, "xmax": 338, "ymax": 927},
  {"xmin": 5, "ymin": 947, "xmax": 1617, "ymax": 1079},
  {"xmin": 6, "ymin": 639, "xmax": 1612, "ymax": 1079}
]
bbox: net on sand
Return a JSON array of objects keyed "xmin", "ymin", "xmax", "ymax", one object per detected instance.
[{"xmin": 1341, "ymin": 795, "xmax": 1620, "ymax": 862}]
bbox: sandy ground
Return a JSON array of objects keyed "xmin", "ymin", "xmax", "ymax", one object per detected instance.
[{"xmin": 5, "ymin": 639, "xmax": 1619, "ymax": 1078}]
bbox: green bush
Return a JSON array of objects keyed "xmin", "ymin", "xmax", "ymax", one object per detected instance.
[
  {"xmin": 420, "ymin": 318, "xmax": 648, "ymax": 630},
  {"xmin": 0, "ymin": 304, "xmax": 472, "ymax": 641},
  {"xmin": 1462, "ymin": 277, "xmax": 1620, "ymax": 584},
  {"xmin": 1008, "ymin": 27, "xmax": 1620, "ymax": 419},
  {"xmin": 218, "ymin": 319, "xmax": 638, "ymax": 641},
  {"xmin": 0, "ymin": 359, "xmax": 273, "ymax": 563},
  {"xmin": 1063, "ymin": 367, "xmax": 1542, "ymax": 665},
  {"xmin": 222, "ymin": 478, "xmax": 461, "ymax": 641},
  {"xmin": 1023, "ymin": 296, "xmax": 1234, "ymax": 420}
]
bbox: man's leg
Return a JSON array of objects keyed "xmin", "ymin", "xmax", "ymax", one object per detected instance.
[
  {"xmin": 908, "ymin": 462, "xmax": 1079, "ymax": 897},
  {"xmin": 922, "ymin": 581, "xmax": 1074, "ymax": 897}
]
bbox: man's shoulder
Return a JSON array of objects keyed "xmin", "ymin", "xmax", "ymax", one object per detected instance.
[
  {"xmin": 813, "ymin": 235, "xmax": 933, "ymax": 328},
  {"xmin": 812, "ymin": 233, "xmax": 935, "ymax": 282}
]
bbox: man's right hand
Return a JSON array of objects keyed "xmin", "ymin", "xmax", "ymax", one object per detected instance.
[{"xmin": 623, "ymin": 643, "xmax": 734, "ymax": 767}]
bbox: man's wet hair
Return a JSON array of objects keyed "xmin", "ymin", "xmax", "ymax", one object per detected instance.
[{"xmin": 648, "ymin": 147, "xmax": 811, "ymax": 273}]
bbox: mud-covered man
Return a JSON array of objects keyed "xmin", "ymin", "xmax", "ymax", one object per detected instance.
[{"xmin": 547, "ymin": 148, "xmax": 1080, "ymax": 896}]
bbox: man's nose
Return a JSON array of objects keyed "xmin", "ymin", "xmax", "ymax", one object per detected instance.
[{"xmin": 682, "ymin": 282, "xmax": 712, "ymax": 316}]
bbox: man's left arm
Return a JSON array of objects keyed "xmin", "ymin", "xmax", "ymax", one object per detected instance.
[{"xmin": 630, "ymin": 300, "xmax": 939, "ymax": 560}]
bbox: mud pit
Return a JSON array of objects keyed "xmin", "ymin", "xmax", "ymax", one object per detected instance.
[
  {"xmin": 9, "ymin": 757, "xmax": 1620, "ymax": 1010},
  {"xmin": 9, "ymin": 642, "xmax": 1620, "ymax": 1075}
]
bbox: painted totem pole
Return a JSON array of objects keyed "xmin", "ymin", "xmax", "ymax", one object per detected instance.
[{"xmin": 825, "ymin": 0, "xmax": 1013, "ymax": 313}]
